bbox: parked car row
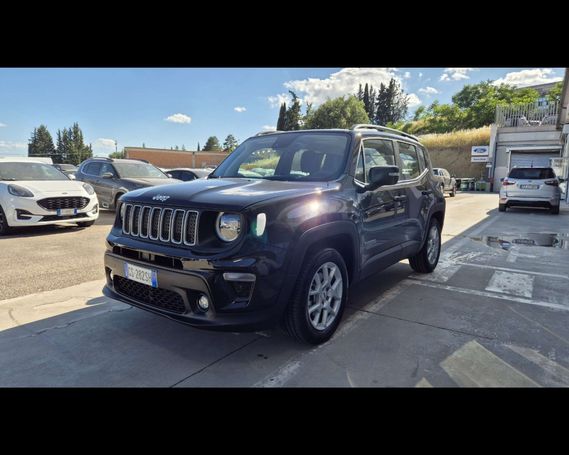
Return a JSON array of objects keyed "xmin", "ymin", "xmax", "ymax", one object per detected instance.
[{"xmin": 0, "ymin": 155, "xmax": 213, "ymax": 234}]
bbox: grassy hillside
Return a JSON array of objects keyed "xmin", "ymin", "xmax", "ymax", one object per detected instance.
[{"xmin": 419, "ymin": 126, "xmax": 491, "ymax": 150}]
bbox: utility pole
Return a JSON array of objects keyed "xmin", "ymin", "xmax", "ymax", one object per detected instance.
[{"xmin": 114, "ymin": 140, "xmax": 118, "ymax": 154}]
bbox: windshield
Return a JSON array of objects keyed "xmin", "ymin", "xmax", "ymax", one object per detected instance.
[
  {"xmin": 211, "ymin": 132, "xmax": 351, "ymax": 182},
  {"xmin": 509, "ymin": 168, "xmax": 555, "ymax": 179},
  {"xmin": 0, "ymin": 162, "xmax": 69, "ymax": 181},
  {"xmin": 113, "ymin": 162, "xmax": 168, "ymax": 179}
]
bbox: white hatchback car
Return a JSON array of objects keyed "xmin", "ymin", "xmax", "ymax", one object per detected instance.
[
  {"xmin": 499, "ymin": 166, "xmax": 562, "ymax": 215},
  {"xmin": 0, "ymin": 158, "xmax": 99, "ymax": 235}
]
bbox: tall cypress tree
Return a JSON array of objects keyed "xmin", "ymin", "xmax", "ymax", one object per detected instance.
[
  {"xmin": 197, "ymin": 142, "xmax": 201, "ymax": 151},
  {"xmin": 28, "ymin": 125, "xmax": 55, "ymax": 157},
  {"xmin": 276, "ymin": 102, "xmax": 287, "ymax": 131},
  {"xmin": 284, "ymin": 91, "xmax": 302, "ymax": 131}
]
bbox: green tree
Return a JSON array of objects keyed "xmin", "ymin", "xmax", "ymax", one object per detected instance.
[
  {"xmin": 303, "ymin": 96, "xmax": 370, "ymax": 129},
  {"xmin": 109, "ymin": 149, "xmax": 126, "ymax": 159},
  {"xmin": 223, "ymin": 134, "xmax": 239, "ymax": 153},
  {"xmin": 375, "ymin": 79, "xmax": 409, "ymax": 125},
  {"xmin": 203, "ymin": 136, "xmax": 221, "ymax": 151},
  {"xmin": 284, "ymin": 91, "xmax": 302, "ymax": 131},
  {"xmin": 547, "ymin": 81, "xmax": 564, "ymax": 103},
  {"xmin": 28, "ymin": 125, "xmax": 55, "ymax": 157},
  {"xmin": 197, "ymin": 142, "xmax": 201, "ymax": 151},
  {"xmin": 276, "ymin": 102, "xmax": 287, "ymax": 131}
]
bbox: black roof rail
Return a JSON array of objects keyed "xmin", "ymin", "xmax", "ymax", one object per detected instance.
[{"xmin": 351, "ymin": 124, "xmax": 419, "ymax": 142}]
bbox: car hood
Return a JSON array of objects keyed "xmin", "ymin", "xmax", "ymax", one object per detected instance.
[
  {"xmin": 8, "ymin": 180, "xmax": 88, "ymax": 195},
  {"xmin": 122, "ymin": 177, "xmax": 182, "ymax": 187},
  {"xmin": 122, "ymin": 178, "xmax": 338, "ymax": 210}
]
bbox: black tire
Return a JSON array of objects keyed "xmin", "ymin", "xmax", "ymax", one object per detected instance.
[
  {"xmin": 450, "ymin": 186, "xmax": 456, "ymax": 197},
  {"xmin": 551, "ymin": 205, "xmax": 560, "ymax": 215},
  {"xmin": 114, "ymin": 193, "xmax": 125, "ymax": 211},
  {"xmin": 0, "ymin": 205, "xmax": 13, "ymax": 235},
  {"xmin": 77, "ymin": 220, "xmax": 96, "ymax": 228},
  {"xmin": 499, "ymin": 204, "xmax": 507, "ymax": 212},
  {"xmin": 409, "ymin": 218, "xmax": 441, "ymax": 274},
  {"xmin": 284, "ymin": 248, "xmax": 348, "ymax": 345}
]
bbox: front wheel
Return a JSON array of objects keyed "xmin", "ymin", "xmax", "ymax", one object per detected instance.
[
  {"xmin": 499, "ymin": 204, "xmax": 507, "ymax": 212},
  {"xmin": 409, "ymin": 218, "xmax": 441, "ymax": 273},
  {"xmin": 284, "ymin": 248, "xmax": 348, "ymax": 345},
  {"xmin": 450, "ymin": 185, "xmax": 456, "ymax": 197},
  {"xmin": 0, "ymin": 205, "xmax": 13, "ymax": 235}
]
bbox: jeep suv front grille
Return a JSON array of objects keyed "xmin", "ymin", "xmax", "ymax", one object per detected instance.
[
  {"xmin": 38, "ymin": 197, "xmax": 89, "ymax": 210},
  {"xmin": 122, "ymin": 204, "xmax": 198, "ymax": 246}
]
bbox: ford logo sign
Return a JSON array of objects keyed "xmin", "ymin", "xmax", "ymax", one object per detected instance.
[{"xmin": 152, "ymin": 195, "xmax": 170, "ymax": 202}]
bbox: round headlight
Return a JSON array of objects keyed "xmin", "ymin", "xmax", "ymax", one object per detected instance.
[
  {"xmin": 82, "ymin": 183, "xmax": 95, "ymax": 195},
  {"xmin": 8, "ymin": 184, "xmax": 34, "ymax": 198},
  {"xmin": 216, "ymin": 212, "xmax": 241, "ymax": 242}
]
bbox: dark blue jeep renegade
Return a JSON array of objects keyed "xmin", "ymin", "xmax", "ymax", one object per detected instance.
[{"xmin": 103, "ymin": 125, "xmax": 445, "ymax": 344}]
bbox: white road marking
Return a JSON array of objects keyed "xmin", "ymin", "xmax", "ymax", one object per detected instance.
[
  {"xmin": 452, "ymin": 262, "xmax": 569, "ymax": 280},
  {"xmin": 485, "ymin": 271, "xmax": 534, "ymax": 298},
  {"xmin": 506, "ymin": 344, "xmax": 569, "ymax": 387},
  {"xmin": 411, "ymin": 260, "xmax": 460, "ymax": 283},
  {"xmin": 441, "ymin": 340, "xmax": 540, "ymax": 387},
  {"xmin": 415, "ymin": 378, "xmax": 433, "ymax": 387},
  {"xmin": 407, "ymin": 279, "xmax": 569, "ymax": 312}
]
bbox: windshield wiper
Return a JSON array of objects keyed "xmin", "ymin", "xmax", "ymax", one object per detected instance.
[{"xmin": 0, "ymin": 178, "xmax": 16, "ymax": 181}]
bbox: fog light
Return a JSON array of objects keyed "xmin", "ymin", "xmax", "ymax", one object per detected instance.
[{"xmin": 197, "ymin": 295, "xmax": 210, "ymax": 311}]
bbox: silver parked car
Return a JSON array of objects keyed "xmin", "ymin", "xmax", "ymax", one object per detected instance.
[
  {"xmin": 432, "ymin": 167, "xmax": 456, "ymax": 197},
  {"xmin": 499, "ymin": 167, "xmax": 562, "ymax": 214}
]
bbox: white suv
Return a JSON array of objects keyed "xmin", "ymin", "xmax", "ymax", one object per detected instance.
[
  {"xmin": 0, "ymin": 158, "xmax": 99, "ymax": 235},
  {"xmin": 499, "ymin": 167, "xmax": 562, "ymax": 215}
]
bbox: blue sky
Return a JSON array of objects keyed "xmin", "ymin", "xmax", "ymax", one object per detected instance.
[{"xmin": 0, "ymin": 67, "xmax": 564, "ymax": 157}]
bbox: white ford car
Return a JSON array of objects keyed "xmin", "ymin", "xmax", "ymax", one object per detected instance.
[{"xmin": 0, "ymin": 158, "xmax": 99, "ymax": 235}]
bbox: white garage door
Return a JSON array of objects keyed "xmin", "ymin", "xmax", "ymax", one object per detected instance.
[{"xmin": 510, "ymin": 152, "xmax": 559, "ymax": 169}]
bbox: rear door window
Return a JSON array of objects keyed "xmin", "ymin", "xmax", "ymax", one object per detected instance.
[
  {"xmin": 84, "ymin": 162, "xmax": 103, "ymax": 176},
  {"xmin": 398, "ymin": 142, "xmax": 421, "ymax": 180},
  {"xmin": 509, "ymin": 168, "xmax": 555, "ymax": 179},
  {"xmin": 360, "ymin": 139, "xmax": 396, "ymax": 184}
]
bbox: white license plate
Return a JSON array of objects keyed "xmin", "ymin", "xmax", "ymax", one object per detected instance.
[
  {"xmin": 123, "ymin": 263, "xmax": 158, "ymax": 288},
  {"xmin": 519, "ymin": 184, "xmax": 539, "ymax": 189},
  {"xmin": 57, "ymin": 208, "xmax": 77, "ymax": 216}
]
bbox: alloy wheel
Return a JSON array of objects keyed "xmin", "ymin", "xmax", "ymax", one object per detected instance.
[{"xmin": 307, "ymin": 262, "xmax": 343, "ymax": 331}]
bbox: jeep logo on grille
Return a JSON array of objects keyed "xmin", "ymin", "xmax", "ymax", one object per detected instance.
[{"xmin": 152, "ymin": 195, "xmax": 170, "ymax": 202}]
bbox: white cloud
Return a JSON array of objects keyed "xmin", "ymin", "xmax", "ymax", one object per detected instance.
[
  {"xmin": 96, "ymin": 138, "xmax": 116, "ymax": 148},
  {"xmin": 418, "ymin": 86, "xmax": 440, "ymax": 95},
  {"xmin": 0, "ymin": 122, "xmax": 7, "ymax": 128},
  {"xmin": 418, "ymin": 72, "xmax": 423, "ymax": 78},
  {"xmin": 407, "ymin": 94, "xmax": 422, "ymax": 108},
  {"xmin": 276, "ymin": 67, "xmax": 399, "ymax": 107},
  {"xmin": 234, "ymin": 106, "xmax": 247, "ymax": 113},
  {"xmin": 267, "ymin": 93, "xmax": 291, "ymax": 108},
  {"xmin": 440, "ymin": 68, "xmax": 476, "ymax": 81},
  {"xmin": 403, "ymin": 72, "xmax": 411, "ymax": 79},
  {"xmin": 165, "ymin": 113, "xmax": 192, "ymax": 124},
  {"xmin": 261, "ymin": 125, "xmax": 276, "ymax": 132},
  {"xmin": 0, "ymin": 140, "xmax": 27, "ymax": 150},
  {"xmin": 492, "ymin": 68, "xmax": 563, "ymax": 87}
]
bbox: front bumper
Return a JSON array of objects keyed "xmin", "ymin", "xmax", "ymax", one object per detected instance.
[
  {"xmin": 4, "ymin": 195, "xmax": 99, "ymax": 227},
  {"xmin": 103, "ymin": 245, "xmax": 291, "ymax": 332}
]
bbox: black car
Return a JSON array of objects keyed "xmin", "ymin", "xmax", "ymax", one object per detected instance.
[
  {"xmin": 75, "ymin": 158, "xmax": 181, "ymax": 210},
  {"xmin": 103, "ymin": 125, "xmax": 445, "ymax": 344}
]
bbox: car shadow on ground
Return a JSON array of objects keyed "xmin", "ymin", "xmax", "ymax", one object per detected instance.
[{"xmin": 0, "ymin": 211, "xmax": 115, "ymax": 239}]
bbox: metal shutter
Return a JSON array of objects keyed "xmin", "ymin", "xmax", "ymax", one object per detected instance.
[{"xmin": 510, "ymin": 152, "xmax": 559, "ymax": 169}]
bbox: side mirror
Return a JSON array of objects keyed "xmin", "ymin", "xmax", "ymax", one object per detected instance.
[
  {"xmin": 101, "ymin": 172, "xmax": 114, "ymax": 179},
  {"xmin": 167, "ymin": 173, "xmax": 173, "ymax": 178},
  {"xmin": 559, "ymin": 178, "xmax": 565, "ymax": 183},
  {"xmin": 67, "ymin": 174, "xmax": 76, "ymax": 180},
  {"xmin": 367, "ymin": 166, "xmax": 399, "ymax": 190}
]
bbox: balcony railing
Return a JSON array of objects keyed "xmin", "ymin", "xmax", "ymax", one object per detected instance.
[{"xmin": 495, "ymin": 101, "xmax": 559, "ymax": 128}]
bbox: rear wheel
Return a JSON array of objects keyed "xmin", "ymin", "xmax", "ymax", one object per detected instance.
[
  {"xmin": 499, "ymin": 204, "xmax": 507, "ymax": 212},
  {"xmin": 409, "ymin": 218, "xmax": 441, "ymax": 273},
  {"xmin": 0, "ymin": 205, "xmax": 13, "ymax": 235},
  {"xmin": 284, "ymin": 248, "xmax": 348, "ymax": 345}
]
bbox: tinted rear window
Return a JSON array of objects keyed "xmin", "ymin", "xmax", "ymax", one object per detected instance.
[{"xmin": 509, "ymin": 168, "xmax": 555, "ymax": 179}]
